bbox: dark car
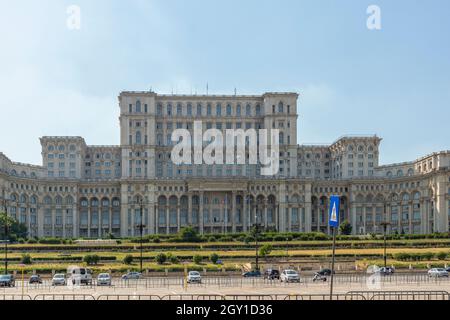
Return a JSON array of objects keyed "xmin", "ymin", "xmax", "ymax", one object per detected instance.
[
  {"xmin": 264, "ymin": 269, "xmax": 280, "ymax": 280},
  {"xmin": 0, "ymin": 275, "xmax": 15, "ymax": 287},
  {"xmin": 242, "ymin": 270, "xmax": 262, "ymax": 278},
  {"xmin": 377, "ymin": 267, "xmax": 395, "ymax": 275},
  {"xmin": 317, "ymin": 269, "xmax": 335, "ymax": 276},
  {"xmin": 29, "ymin": 275, "xmax": 43, "ymax": 284}
]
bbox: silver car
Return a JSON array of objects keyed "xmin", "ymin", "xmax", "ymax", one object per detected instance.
[
  {"xmin": 52, "ymin": 273, "xmax": 66, "ymax": 286},
  {"xmin": 428, "ymin": 268, "xmax": 449, "ymax": 278},
  {"xmin": 97, "ymin": 273, "xmax": 112, "ymax": 286},
  {"xmin": 187, "ymin": 271, "xmax": 202, "ymax": 284},
  {"xmin": 280, "ymin": 270, "xmax": 300, "ymax": 283}
]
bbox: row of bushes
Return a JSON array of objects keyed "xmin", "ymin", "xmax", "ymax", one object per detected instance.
[{"xmin": 393, "ymin": 252, "xmax": 450, "ymax": 261}]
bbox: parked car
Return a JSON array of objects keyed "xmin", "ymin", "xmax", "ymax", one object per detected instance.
[
  {"xmin": 0, "ymin": 275, "xmax": 15, "ymax": 287},
  {"xmin": 280, "ymin": 270, "xmax": 300, "ymax": 283},
  {"xmin": 242, "ymin": 270, "xmax": 262, "ymax": 278},
  {"xmin": 446, "ymin": 267, "xmax": 450, "ymax": 273},
  {"xmin": 97, "ymin": 273, "xmax": 112, "ymax": 286},
  {"xmin": 187, "ymin": 271, "xmax": 202, "ymax": 284},
  {"xmin": 376, "ymin": 267, "xmax": 395, "ymax": 275},
  {"xmin": 68, "ymin": 267, "xmax": 92, "ymax": 285},
  {"xmin": 428, "ymin": 268, "xmax": 449, "ymax": 278},
  {"xmin": 264, "ymin": 269, "xmax": 280, "ymax": 280},
  {"xmin": 29, "ymin": 275, "xmax": 43, "ymax": 284},
  {"xmin": 52, "ymin": 273, "xmax": 66, "ymax": 286},
  {"xmin": 121, "ymin": 272, "xmax": 142, "ymax": 280}
]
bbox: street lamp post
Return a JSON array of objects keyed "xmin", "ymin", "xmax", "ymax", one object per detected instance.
[
  {"xmin": 380, "ymin": 221, "xmax": 390, "ymax": 269},
  {"xmin": 254, "ymin": 219, "xmax": 260, "ymax": 273},
  {"xmin": 381, "ymin": 202, "xmax": 391, "ymax": 270},
  {"xmin": 137, "ymin": 198, "xmax": 146, "ymax": 274},
  {"xmin": 1, "ymin": 199, "xmax": 8, "ymax": 275}
]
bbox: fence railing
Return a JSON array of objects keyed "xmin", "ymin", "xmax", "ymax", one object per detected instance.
[{"xmin": 1, "ymin": 291, "xmax": 449, "ymax": 300}]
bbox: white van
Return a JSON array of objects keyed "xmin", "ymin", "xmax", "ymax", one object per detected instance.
[{"xmin": 67, "ymin": 266, "xmax": 93, "ymax": 285}]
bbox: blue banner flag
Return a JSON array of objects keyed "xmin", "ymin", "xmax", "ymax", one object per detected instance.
[{"xmin": 329, "ymin": 195, "xmax": 340, "ymax": 228}]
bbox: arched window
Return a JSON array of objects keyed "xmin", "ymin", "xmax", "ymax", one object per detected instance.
[
  {"xmin": 255, "ymin": 104, "xmax": 261, "ymax": 116},
  {"xmin": 246, "ymin": 104, "xmax": 251, "ymax": 116},
  {"xmin": 30, "ymin": 196, "xmax": 37, "ymax": 205},
  {"xmin": 136, "ymin": 100, "xmax": 141, "ymax": 113},
  {"xmin": 44, "ymin": 196, "xmax": 52, "ymax": 205},
  {"xmin": 397, "ymin": 170, "xmax": 404, "ymax": 177},
  {"xmin": 157, "ymin": 103, "xmax": 163, "ymax": 115},
  {"xmin": 236, "ymin": 104, "xmax": 241, "ymax": 116},
  {"xmin": 407, "ymin": 168, "xmax": 414, "ymax": 176},
  {"xmin": 66, "ymin": 196, "xmax": 74, "ymax": 205},
  {"xmin": 279, "ymin": 132, "xmax": 284, "ymax": 145},
  {"xmin": 135, "ymin": 131, "xmax": 141, "ymax": 145},
  {"xmin": 55, "ymin": 196, "xmax": 63, "ymax": 205},
  {"xmin": 226, "ymin": 104, "xmax": 232, "ymax": 116},
  {"xmin": 278, "ymin": 102, "xmax": 284, "ymax": 113}
]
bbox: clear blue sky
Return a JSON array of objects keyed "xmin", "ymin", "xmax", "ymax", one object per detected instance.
[{"xmin": 0, "ymin": 0, "xmax": 449, "ymax": 165}]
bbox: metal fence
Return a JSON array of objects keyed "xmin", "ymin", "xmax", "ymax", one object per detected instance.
[
  {"xmin": 347, "ymin": 290, "xmax": 450, "ymax": 301},
  {"xmin": 4, "ymin": 273, "xmax": 450, "ymax": 290},
  {"xmin": 1, "ymin": 291, "xmax": 449, "ymax": 300}
]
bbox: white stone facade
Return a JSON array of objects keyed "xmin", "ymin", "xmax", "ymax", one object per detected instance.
[{"xmin": 0, "ymin": 91, "xmax": 449, "ymax": 238}]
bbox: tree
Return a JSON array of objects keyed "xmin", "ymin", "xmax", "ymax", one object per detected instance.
[
  {"xmin": 123, "ymin": 255, "xmax": 134, "ymax": 265},
  {"xmin": 436, "ymin": 252, "xmax": 448, "ymax": 261},
  {"xmin": 21, "ymin": 254, "xmax": 32, "ymax": 265},
  {"xmin": 0, "ymin": 214, "xmax": 28, "ymax": 241},
  {"xmin": 179, "ymin": 227, "xmax": 201, "ymax": 242},
  {"xmin": 259, "ymin": 244, "xmax": 273, "ymax": 259},
  {"xmin": 155, "ymin": 253, "xmax": 167, "ymax": 265},
  {"xmin": 83, "ymin": 254, "xmax": 100, "ymax": 265},
  {"xmin": 193, "ymin": 254, "xmax": 203, "ymax": 265},
  {"xmin": 339, "ymin": 220, "xmax": 353, "ymax": 235},
  {"xmin": 210, "ymin": 253, "xmax": 219, "ymax": 264}
]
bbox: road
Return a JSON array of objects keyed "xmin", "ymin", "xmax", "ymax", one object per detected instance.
[{"xmin": 1, "ymin": 273, "xmax": 450, "ymax": 299}]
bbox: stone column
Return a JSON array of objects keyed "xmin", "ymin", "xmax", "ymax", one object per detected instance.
[
  {"xmin": 232, "ymin": 192, "xmax": 236, "ymax": 233},
  {"xmin": 305, "ymin": 201, "xmax": 312, "ymax": 232},
  {"xmin": 87, "ymin": 206, "xmax": 91, "ymax": 238},
  {"xmin": 199, "ymin": 192, "xmax": 204, "ymax": 235},
  {"xmin": 177, "ymin": 205, "xmax": 181, "ymax": 232},
  {"xmin": 264, "ymin": 201, "xmax": 268, "ymax": 230},
  {"xmin": 188, "ymin": 194, "xmax": 193, "ymax": 226},
  {"xmin": 165, "ymin": 206, "xmax": 169, "ymax": 235},
  {"xmin": 149, "ymin": 203, "xmax": 155, "ymax": 235},
  {"xmin": 243, "ymin": 194, "xmax": 247, "ymax": 232}
]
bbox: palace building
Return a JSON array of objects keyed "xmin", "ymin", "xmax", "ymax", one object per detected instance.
[{"xmin": 1, "ymin": 91, "xmax": 449, "ymax": 238}]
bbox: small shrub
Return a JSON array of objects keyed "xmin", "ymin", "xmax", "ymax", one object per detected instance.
[
  {"xmin": 436, "ymin": 252, "xmax": 448, "ymax": 261},
  {"xmin": 123, "ymin": 255, "xmax": 134, "ymax": 265},
  {"xmin": 193, "ymin": 254, "xmax": 203, "ymax": 265},
  {"xmin": 155, "ymin": 253, "xmax": 167, "ymax": 265},
  {"xmin": 210, "ymin": 253, "xmax": 219, "ymax": 264},
  {"xmin": 83, "ymin": 254, "xmax": 100, "ymax": 265},
  {"xmin": 21, "ymin": 254, "xmax": 32, "ymax": 265}
]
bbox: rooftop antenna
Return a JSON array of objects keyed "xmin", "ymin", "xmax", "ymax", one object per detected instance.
[
  {"xmin": 234, "ymin": 87, "xmax": 237, "ymax": 96},
  {"xmin": 206, "ymin": 82, "xmax": 209, "ymax": 96}
]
